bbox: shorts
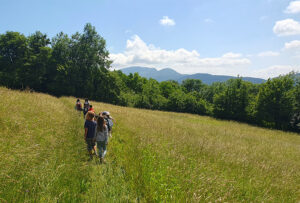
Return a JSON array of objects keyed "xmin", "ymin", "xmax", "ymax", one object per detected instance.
[{"xmin": 85, "ymin": 138, "xmax": 95, "ymax": 151}]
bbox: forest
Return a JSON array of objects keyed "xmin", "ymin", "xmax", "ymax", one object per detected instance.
[{"xmin": 0, "ymin": 23, "xmax": 299, "ymax": 132}]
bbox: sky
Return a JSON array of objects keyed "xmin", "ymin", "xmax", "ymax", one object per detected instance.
[{"xmin": 0, "ymin": 0, "xmax": 300, "ymax": 79}]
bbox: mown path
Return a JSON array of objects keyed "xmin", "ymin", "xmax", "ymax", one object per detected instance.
[{"xmin": 0, "ymin": 87, "xmax": 137, "ymax": 202}]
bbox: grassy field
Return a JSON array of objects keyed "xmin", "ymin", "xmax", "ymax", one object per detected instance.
[{"xmin": 0, "ymin": 87, "xmax": 299, "ymax": 202}]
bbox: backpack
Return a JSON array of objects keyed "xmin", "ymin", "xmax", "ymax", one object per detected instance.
[
  {"xmin": 83, "ymin": 102, "xmax": 90, "ymax": 112},
  {"xmin": 105, "ymin": 118, "xmax": 113, "ymax": 131}
]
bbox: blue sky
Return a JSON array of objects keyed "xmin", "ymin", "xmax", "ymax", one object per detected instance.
[{"xmin": 1, "ymin": 0, "xmax": 300, "ymax": 78}]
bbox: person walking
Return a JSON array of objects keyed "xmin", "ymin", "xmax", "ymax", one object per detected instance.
[
  {"xmin": 102, "ymin": 111, "xmax": 114, "ymax": 138},
  {"xmin": 75, "ymin": 99, "xmax": 82, "ymax": 111},
  {"xmin": 88, "ymin": 105, "xmax": 95, "ymax": 113},
  {"xmin": 83, "ymin": 99, "xmax": 90, "ymax": 118},
  {"xmin": 95, "ymin": 116, "xmax": 109, "ymax": 164},
  {"xmin": 84, "ymin": 111, "xmax": 97, "ymax": 160}
]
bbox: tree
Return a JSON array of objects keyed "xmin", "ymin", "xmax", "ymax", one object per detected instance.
[
  {"xmin": 159, "ymin": 80, "xmax": 180, "ymax": 98},
  {"xmin": 0, "ymin": 31, "xmax": 28, "ymax": 88},
  {"xmin": 49, "ymin": 23, "xmax": 112, "ymax": 99},
  {"xmin": 136, "ymin": 79, "xmax": 167, "ymax": 109},
  {"xmin": 182, "ymin": 79, "xmax": 204, "ymax": 93},
  {"xmin": 49, "ymin": 32, "xmax": 73, "ymax": 96},
  {"xmin": 213, "ymin": 78, "xmax": 250, "ymax": 121},
  {"xmin": 290, "ymin": 76, "xmax": 300, "ymax": 131},
  {"xmin": 20, "ymin": 31, "xmax": 52, "ymax": 91},
  {"xmin": 167, "ymin": 89, "xmax": 186, "ymax": 112},
  {"xmin": 255, "ymin": 75, "xmax": 294, "ymax": 129},
  {"xmin": 126, "ymin": 73, "xmax": 146, "ymax": 94}
]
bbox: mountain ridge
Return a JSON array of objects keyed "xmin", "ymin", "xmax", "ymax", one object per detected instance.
[{"xmin": 120, "ymin": 66, "xmax": 266, "ymax": 84}]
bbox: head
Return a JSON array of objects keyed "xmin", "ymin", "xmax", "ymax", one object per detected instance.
[
  {"xmin": 85, "ymin": 98, "xmax": 88, "ymax": 102},
  {"xmin": 97, "ymin": 116, "xmax": 106, "ymax": 132},
  {"xmin": 90, "ymin": 105, "xmax": 93, "ymax": 108},
  {"xmin": 102, "ymin": 111, "xmax": 110, "ymax": 117},
  {"xmin": 77, "ymin": 99, "xmax": 80, "ymax": 102},
  {"xmin": 85, "ymin": 111, "xmax": 95, "ymax": 121}
]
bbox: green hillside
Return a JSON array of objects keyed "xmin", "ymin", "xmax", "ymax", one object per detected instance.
[{"xmin": 0, "ymin": 87, "xmax": 299, "ymax": 202}]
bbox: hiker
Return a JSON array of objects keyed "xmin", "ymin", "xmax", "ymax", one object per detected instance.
[
  {"xmin": 88, "ymin": 105, "xmax": 95, "ymax": 113},
  {"xmin": 75, "ymin": 99, "xmax": 82, "ymax": 111},
  {"xmin": 101, "ymin": 111, "xmax": 113, "ymax": 138},
  {"xmin": 83, "ymin": 99, "xmax": 90, "ymax": 118},
  {"xmin": 95, "ymin": 116, "xmax": 109, "ymax": 164},
  {"xmin": 84, "ymin": 111, "xmax": 97, "ymax": 160}
]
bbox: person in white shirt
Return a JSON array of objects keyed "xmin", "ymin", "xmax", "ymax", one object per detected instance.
[{"xmin": 95, "ymin": 116, "xmax": 108, "ymax": 163}]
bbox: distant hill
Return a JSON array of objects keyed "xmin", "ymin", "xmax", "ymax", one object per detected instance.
[
  {"xmin": 120, "ymin": 66, "xmax": 266, "ymax": 84},
  {"xmin": 120, "ymin": 66, "xmax": 185, "ymax": 82}
]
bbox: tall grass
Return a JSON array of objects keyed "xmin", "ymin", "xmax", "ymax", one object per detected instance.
[
  {"xmin": 85, "ymin": 99, "xmax": 300, "ymax": 202},
  {"xmin": 0, "ymin": 88, "xmax": 89, "ymax": 202},
  {"xmin": 0, "ymin": 87, "xmax": 299, "ymax": 202}
]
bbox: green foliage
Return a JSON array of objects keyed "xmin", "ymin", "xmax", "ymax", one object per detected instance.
[
  {"xmin": 294, "ymin": 77, "xmax": 300, "ymax": 112},
  {"xmin": 0, "ymin": 25, "xmax": 299, "ymax": 131},
  {"xmin": 182, "ymin": 79, "xmax": 205, "ymax": 93},
  {"xmin": 159, "ymin": 80, "xmax": 180, "ymax": 98},
  {"xmin": 256, "ymin": 75, "xmax": 294, "ymax": 129},
  {"xmin": 213, "ymin": 78, "xmax": 250, "ymax": 121},
  {"xmin": 136, "ymin": 79, "xmax": 167, "ymax": 109},
  {"xmin": 0, "ymin": 31, "xmax": 28, "ymax": 88}
]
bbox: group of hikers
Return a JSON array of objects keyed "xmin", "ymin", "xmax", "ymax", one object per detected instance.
[{"xmin": 75, "ymin": 99, "xmax": 114, "ymax": 163}]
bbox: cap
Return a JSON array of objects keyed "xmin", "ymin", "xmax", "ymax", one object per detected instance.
[{"xmin": 102, "ymin": 111, "xmax": 110, "ymax": 116}]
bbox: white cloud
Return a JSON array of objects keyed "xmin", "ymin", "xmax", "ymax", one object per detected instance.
[
  {"xmin": 159, "ymin": 16, "xmax": 175, "ymax": 26},
  {"xmin": 204, "ymin": 18, "xmax": 214, "ymax": 24},
  {"xmin": 110, "ymin": 35, "xmax": 251, "ymax": 76},
  {"xmin": 284, "ymin": 40, "xmax": 300, "ymax": 50},
  {"xmin": 283, "ymin": 40, "xmax": 300, "ymax": 57},
  {"xmin": 253, "ymin": 65, "xmax": 300, "ymax": 79},
  {"xmin": 273, "ymin": 19, "xmax": 300, "ymax": 36},
  {"xmin": 285, "ymin": 1, "xmax": 300, "ymax": 14},
  {"xmin": 258, "ymin": 51, "xmax": 280, "ymax": 57}
]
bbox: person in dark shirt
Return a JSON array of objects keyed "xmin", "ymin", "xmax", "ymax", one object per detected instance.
[
  {"xmin": 84, "ymin": 111, "xmax": 96, "ymax": 160},
  {"xmin": 83, "ymin": 99, "xmax": 90, "ymax": 118}
]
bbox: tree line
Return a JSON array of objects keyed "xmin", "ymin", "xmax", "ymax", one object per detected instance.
[{"xmin": 0, "ymin": 23, "xmax": 299, "ymax": 132}]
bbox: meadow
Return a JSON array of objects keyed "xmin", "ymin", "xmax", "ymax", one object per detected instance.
[{"xmin": 0, "ymin": 87, "xmax": 299, "ymax": 202}]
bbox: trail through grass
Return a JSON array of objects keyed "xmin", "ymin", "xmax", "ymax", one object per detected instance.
[
  {"xmin": 86, "ymin": 99, "xmax": 300, "ymax": 202},
  {"xmin": 0, "ymin": 87, "xmax": 299, "ymax": 202}
]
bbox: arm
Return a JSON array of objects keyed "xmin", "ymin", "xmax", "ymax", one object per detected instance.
[
  {"xmin": 105, "ymin": 127, "xmax": 109, "ymax": 144},
  {"xmin": 93, "ymin": 127, "xmax": 97, "ymax": 141},
  {"xmin": 84, "ymin": 128, "xmax": 88, "ymax": 139}
]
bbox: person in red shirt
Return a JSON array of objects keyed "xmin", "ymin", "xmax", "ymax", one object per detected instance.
[{"xmin": 88, "ymin": 105, "xmax": 95, "ymax": 113}]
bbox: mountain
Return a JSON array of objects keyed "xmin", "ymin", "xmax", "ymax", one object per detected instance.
[
  {"xmin": 120, "ymin": 66, "xmax": 266, "ymax": 84},
  {"xmin": 120, "ymin": 66, "xmax": 185, "ymax": 82}
]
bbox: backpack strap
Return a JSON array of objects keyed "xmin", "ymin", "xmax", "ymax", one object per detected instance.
[{"xmin": 105, "ymin": 118, "xmax": 111, "ymax": 131}]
